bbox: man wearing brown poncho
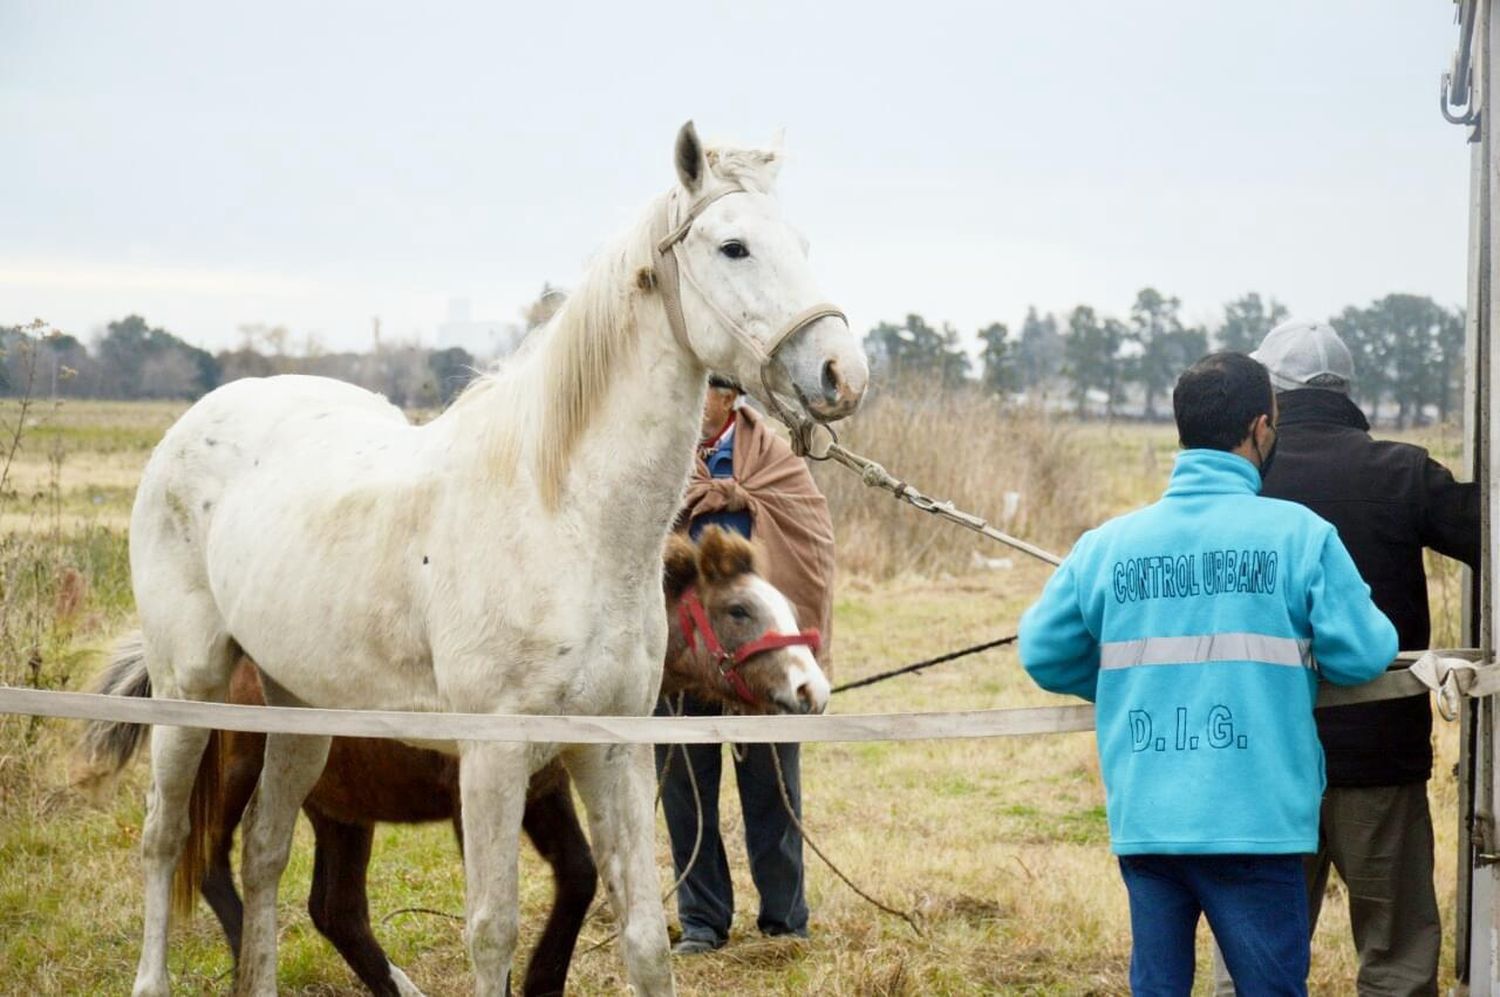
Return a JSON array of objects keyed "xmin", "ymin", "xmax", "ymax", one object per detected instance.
[{"xmin": 655, "ymin": 375, "xmax": 836, "ymax": 956}]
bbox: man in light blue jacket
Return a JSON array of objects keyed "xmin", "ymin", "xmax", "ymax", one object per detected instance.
[{"xmin": 1019, "ymin": 352, "xmax": 1396, "ymax": 996}]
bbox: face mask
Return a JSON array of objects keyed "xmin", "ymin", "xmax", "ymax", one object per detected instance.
[{"xmin": 1254, "ymin": 427, "xmax": 1278, "ymax": 485}]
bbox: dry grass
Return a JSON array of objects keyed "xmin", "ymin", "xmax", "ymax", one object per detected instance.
[
  {"xmin": 0, "ymin": 400, "xmax": 1477, "ymax": 995},
  {"xmin": 813, "ymin": 383, "xmax": 1100, "ymax": 579},
  {"xmin": 0, "ymin": 399, "xmax": 183, "ymax": 531}
]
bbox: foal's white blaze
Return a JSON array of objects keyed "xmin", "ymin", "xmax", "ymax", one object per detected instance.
[{"xmin": 744, "ymin": 575, "xmax": 830, "ymax": 714}]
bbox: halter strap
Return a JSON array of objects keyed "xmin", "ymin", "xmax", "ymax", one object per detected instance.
[
  {"xmin": 654, "ymin": 186, "xmax": 741, "ymax": 256},
  {"xmin": 651, "ymin": 187, "xmax": 737, "ymax": 357},
  {"xmin": 650, "ymin": 186, "xmax": 846, "ymax": 454},
  {"xmin": 675, "ymin": 585, "xmax": 822, "ymax": 708},
  {"xmin": 764, "ymin": 304, "xmax": 847, "ymax": 358}
]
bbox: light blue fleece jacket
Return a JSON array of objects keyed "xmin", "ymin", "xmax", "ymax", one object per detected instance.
[{"xmin": 1019, "ymin": 449, "xmax": 1397, "ymax": 856}]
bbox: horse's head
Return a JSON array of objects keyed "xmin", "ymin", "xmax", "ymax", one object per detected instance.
[
  {"xmin": 662, "ymin": 527, "xmax": 830, "ymax": 716},
  {"xmin": 656, "ymin": 121, "xmax": 868, "ymax": 429}
]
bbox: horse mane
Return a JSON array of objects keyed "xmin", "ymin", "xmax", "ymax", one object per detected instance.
[
  {"xmin": 662, "ymin": 534, "xmax": 699, "ymax": 599},
  {"xmin": 449, "ymin": 141, "xmax": 781, "ymax": 509},
  {"xmin": 663, "ymin": 527, "xmax": 761, "ymax": 599},
  {"xmin": 704, "ymin": 146, "xmax": 780, "ymax": 194},
  {"xmin": 444, "ymin": 214, "xmax": 655, "ymax": 506},
  {"xmin": 693, "ymin": 525, "xmax": 760, "ymax": 584}
]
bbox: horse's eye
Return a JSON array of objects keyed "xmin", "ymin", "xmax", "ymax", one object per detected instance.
[
  {"xmin": 719, "ymin": 240, "xmax": 749, "ymax": 260},
  {"xmin": 727, "ymin": 604, "xmax": 751, "ymax": 621}
]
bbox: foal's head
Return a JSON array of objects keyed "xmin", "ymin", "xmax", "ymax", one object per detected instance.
[{"xmin": 662, "ymin": 527, "xmax": 830, "ymax": 715}]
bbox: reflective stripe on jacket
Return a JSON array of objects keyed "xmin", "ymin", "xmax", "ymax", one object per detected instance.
[{"xmin": 1019, "ymin": 448, "xmax": 1397, "ymax": 855}]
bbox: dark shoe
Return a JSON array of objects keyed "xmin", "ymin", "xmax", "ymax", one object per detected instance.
[
  {"xmin": 671, "ymin": 936, "xmax": 726, "ymax": 956},
  {"xmin": 761, "ymin": 927, "xmax": 809, "ymax": 940}
]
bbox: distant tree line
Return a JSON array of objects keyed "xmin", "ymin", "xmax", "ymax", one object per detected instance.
[
  {"xmin": 0, "ymin": 315, "xmax": 481, "ymax": 409},
  {"xmin": 1, "ymin": 288, "xmax": 1466, "ymax": 427},
  {"xmin": 0, "ymin": 287, "xmax": 577, "ymax": 410},
  {"xmin": 865, "ymin": 290, "xmax": 1464, "ymax": 427}
]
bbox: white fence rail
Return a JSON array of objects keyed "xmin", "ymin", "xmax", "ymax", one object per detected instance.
[{"xmin": 0, "ymin": 653, "xmax": 1483, "ymax": 745}]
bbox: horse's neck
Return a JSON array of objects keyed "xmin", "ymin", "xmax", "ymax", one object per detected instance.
[
  {"xmin": 438, "ymin": 295, "xmax": 705, "ymax": 560},
  {"xmin": 579, "ymin": 304, "xmax": 706, "ymax": 542}
]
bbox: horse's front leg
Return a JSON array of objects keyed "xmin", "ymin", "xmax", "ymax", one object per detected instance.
[
  {"xmin": 234, "ymin": 731, "xmax": 332, "ymax": 997},
  {"xmin": 566, "ymin": 741, "xmax": 675, "ymax": 997},
  {"xmin": 459, "ymin": 740, "xmax": 530, "ymax": 997}
]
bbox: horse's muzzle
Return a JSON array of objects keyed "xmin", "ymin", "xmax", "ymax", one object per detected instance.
[{"xmin": 806, "ymin": 356, "xmax": 865, "ymax": 421}]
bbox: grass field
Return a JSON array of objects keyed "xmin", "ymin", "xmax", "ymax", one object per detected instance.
[{"xmin": 0, "ymin": 398, "xmax": 1472, "ymax": 995}]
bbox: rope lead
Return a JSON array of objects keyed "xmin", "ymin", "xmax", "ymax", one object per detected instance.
[{"xmin": 804, "ymin": 437, "xmax": 1065, "ymax": 567}]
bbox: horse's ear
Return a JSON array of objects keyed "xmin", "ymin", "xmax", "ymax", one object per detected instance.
[
  {"xmin": 663, "ymin": 533, "xmax": 699, "ymax": 598},
  {"xmin": 675, "ymin": 120, "xmax": 706, "ymax": 195},
  {"xmin": 763, "ymin": 127, "xmax": 785, "ymax": 181},
  {"xmin": 696, "ymin": 526, "xmax": 755, "ymax": 585}
]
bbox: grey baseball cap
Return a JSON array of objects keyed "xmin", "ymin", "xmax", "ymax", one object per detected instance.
[{"xmin": 1251, "ymin": 318, "xmax": 1355, "ymax": 393}]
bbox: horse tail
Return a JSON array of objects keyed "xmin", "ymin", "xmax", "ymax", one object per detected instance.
[
  {"xmin": 69, "ymin": 631, "xmax": 153, "ymax": 802},
  {"xmin": 173, "ymin": 726, "xmax": 224, "ymax": 920},
  {"xmin": 71, "ymin": 630, "xmax": 225, "ymax": 919}
]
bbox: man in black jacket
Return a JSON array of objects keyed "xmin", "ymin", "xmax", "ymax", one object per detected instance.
[{"xmin": 1230, "ymin": 319, "xmax": 1477, "ymax": 995}]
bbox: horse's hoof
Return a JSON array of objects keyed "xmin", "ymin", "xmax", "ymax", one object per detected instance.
[{"xmin": 387, "ymin": 962, "xmax": 426, "ymax": 997}]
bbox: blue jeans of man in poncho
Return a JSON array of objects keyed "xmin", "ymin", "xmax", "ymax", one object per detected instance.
[{"xmin": 654, "ymin": 693, "xmax": 809, "ymax": 945}]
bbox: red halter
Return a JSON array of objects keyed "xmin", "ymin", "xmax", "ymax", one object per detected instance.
[{"xmin": 675, "ymin": 585, "xmax": 822, "ymax": 707}]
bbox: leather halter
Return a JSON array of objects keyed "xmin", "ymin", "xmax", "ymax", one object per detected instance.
[
  {"xmin": 650, "ymin": 185, "xmax": 845, "ymax": 455},
  {"xmin": 675, "ymin": 585, "xmax": 822, "ymax": 707}
]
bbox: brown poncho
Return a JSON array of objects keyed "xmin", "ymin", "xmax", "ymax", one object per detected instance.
[{"xmin": 680, "ymin": 405, "xmax": 836, "ymax": 674}]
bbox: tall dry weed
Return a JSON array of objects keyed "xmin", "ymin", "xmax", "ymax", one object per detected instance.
[
  {"xmin": 0, "ymin": 325, "xmax": 132, "ymax": 803},
  {"xmin": 812, "ymin": 380, "xmax": 1097, "ymax": 579}
]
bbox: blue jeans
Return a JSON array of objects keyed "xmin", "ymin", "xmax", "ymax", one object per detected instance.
[
  {"xmin": 654, "ymin": 694, "xmax": 808, "ymax": 943},
  {"xmin": 1118, "ymin": 854, "xmax": 1309, "ymax": 996}
]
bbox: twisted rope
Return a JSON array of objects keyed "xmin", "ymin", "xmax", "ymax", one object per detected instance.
[
  {"xmin": 807, "ymin": 438, "xmax": 1063, "ymax": 567},
  {"xmin": 768, "ymin": 740, "xmax": 924, "ymax": 937}
]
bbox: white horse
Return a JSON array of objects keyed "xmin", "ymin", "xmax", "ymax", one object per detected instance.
[{"xmin": 127, "ymin": 121, "xmax": 867, "ymax": 997}]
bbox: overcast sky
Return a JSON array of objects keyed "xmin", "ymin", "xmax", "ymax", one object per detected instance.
[{"xmin": 0, "ymin": 2, "xmax": 1475, "ymax": 354}]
